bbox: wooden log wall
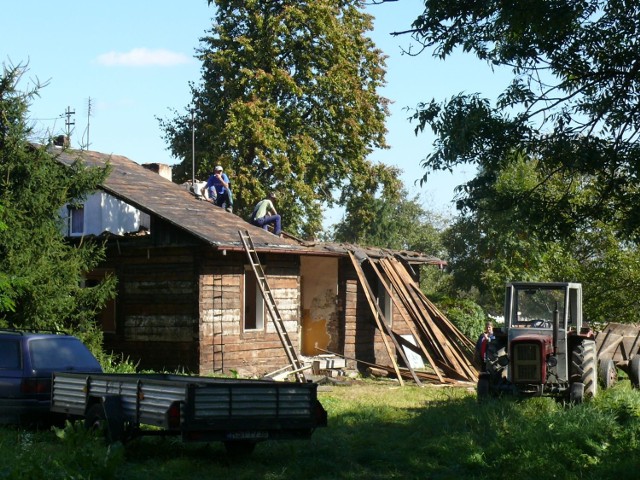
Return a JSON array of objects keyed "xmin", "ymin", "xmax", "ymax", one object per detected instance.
[
  {"xmin": 199, "ymin": 252, "xmax": 302, "ymax": 377},
  {"xmin": 101, "ymin": 244, "xmax": 200, "ymax": 373},
  {"xmin": 341, "ymin": 259, "xmax": 386, "ymax": 370}
]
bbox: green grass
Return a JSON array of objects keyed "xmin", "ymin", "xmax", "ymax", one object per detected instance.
[{"xmin": 2, "ymin": 378, "xmax": 640, "ymax": 479}]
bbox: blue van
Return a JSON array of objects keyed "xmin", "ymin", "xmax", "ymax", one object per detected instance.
[{"xmin": 0, "ymin": 330, "xmax": 103, "ymax": 425}]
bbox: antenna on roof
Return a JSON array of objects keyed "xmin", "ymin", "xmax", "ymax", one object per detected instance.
[
  {"xmin": 191, "ymin": 108, "xmax": 195, "ymax": 187},
  {"xmin": 63, "ymin": 106, "xmax": 75, "ymax": 142}
]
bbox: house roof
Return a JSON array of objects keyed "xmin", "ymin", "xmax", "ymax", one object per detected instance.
[
  {"xmin": 52, "ymin": 146, "xmax": 445, "ymax": 266},
  {"xmin": 53, "ymin": 147, "xmax": 303, "ymax": 252}
]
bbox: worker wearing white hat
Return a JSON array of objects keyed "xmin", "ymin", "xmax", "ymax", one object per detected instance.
[{"xmin": 201, "ymin": 165, "xmax": 233, "ymax": 212}]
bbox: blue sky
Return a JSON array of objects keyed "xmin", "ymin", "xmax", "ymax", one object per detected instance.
[{"xmin": 2, "ymin": 1, "xmax": 510, "ymax": 225}]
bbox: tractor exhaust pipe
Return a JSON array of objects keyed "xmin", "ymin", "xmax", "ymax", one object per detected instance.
[{"xmin": 553, "ymin": 303, "xmax": 559, "ymax": 354}]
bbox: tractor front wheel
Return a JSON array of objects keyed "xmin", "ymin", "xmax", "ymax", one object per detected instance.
[{"xmin": 477, "ymin": 376, "xmax": 490, "ymax": 402}]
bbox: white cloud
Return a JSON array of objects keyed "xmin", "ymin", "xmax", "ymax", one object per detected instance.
[{"xmin": 96, "ymin": 48, "xmax": 191, "ymax": 67}]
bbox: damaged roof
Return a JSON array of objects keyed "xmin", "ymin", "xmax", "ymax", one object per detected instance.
[
  {"xmin": 54, "ymin": 147, "xmax": 299, "ymax": 252},
  {"xmin": 52, "ymin": 147, "xmax": 445, "ymax": 265}
]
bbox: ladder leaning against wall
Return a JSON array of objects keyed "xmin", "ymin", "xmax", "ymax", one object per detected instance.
[{"xmin": 238, "ymin": 230, "xmax": 307, "ymax": 383}]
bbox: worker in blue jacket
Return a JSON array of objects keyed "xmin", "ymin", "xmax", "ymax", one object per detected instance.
[{"xmin": 202, "ymin": 165, "xmax": 233, "ymax": 212}]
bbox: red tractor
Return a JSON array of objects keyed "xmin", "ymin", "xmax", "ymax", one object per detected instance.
[{"xmin": 478, "ymin": 282, "xmax": 600, "ymax": 403}]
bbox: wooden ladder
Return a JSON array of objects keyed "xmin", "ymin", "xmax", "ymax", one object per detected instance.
[{"xmin": 238, "ymin": 230, "xmax": 307, "ymax": 383}]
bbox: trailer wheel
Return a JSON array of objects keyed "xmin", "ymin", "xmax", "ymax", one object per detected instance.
[
  {"xmin": 571, "ymin": 339, "xmax": 597, "ymax": 399},
  {"xmin": 630, "ymin": 357, "xmax": 640, "ymax": 389},
  {"xmin": 85, "ymin": 404, "xmax": 107, "ymax": 436},
  {"xmin": 599, "ymin": 359, "xmax": 616, "ymax": 389},
  {"xmin": 224, "ymin": 440, "xmax": 256, "ymax": 456},
  {"xmin": 84, "ymin": 402, "xmax": 125, "ymax": 443}
]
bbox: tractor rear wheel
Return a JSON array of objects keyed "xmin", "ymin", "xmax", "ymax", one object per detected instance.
[
  {"xmin": 599, "ymin": 359, "xmax": 617, "ymax": 389},
  {"xmin": 571, "ymin": 339, "xmax": 598, "ymax": 399}
]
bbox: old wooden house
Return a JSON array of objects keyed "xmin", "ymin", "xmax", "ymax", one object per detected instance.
[{"xmin": 56, "ymin": 147, "xmax": 452, "ymax": 379}]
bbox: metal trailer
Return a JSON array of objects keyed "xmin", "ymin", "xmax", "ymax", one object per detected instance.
[
  {"xmin": 595, "ymin": 323, "xmax": 640, "ymax": 389},
  {"xmin": 51, "ymin": 372, "xmax": 327, "ymax": 454}
]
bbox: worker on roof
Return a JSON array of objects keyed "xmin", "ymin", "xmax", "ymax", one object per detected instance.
[
  {"xmin": 250, "ymin": 192, "xmax": 282, "ymax": 236},
  {"xmin": 202, "ymin": 165, "xmax": 233, "ymax": 212}
]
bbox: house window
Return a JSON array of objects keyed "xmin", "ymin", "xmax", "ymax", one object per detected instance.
[
  {"xmin": 69, "ymin": 205, "xmax": 84, "ymax": 235},
  {"xmin": 244, "ymin": 267, "xmax": 265, "ymax": 331},
  {"xmin": 377, "ymin": 279, "xmax": 393, "ymax": 327}
]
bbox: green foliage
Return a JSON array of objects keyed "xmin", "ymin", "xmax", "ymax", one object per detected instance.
[
  {"xmin": 331, "ymin": 176, "xmax": 450, "ymax": 257},
  {"xmin": 436, "ymin": 297, "xmax": 488, "ymax": 340},
  {"xmin": 160, "ymin": 0, "xmax": 390, "ymax": 237},
  {"xmin": 440, "ymin": 153, "xmax": 640, "ymax": 321},
  {"xmin": 0, "ymin": 422, "xmax": 124, "ymax": 479},
  {"xmin": 0, "ymin": 63, "xmax": 116, "ymax": 340},
  {"xmin": 0, "ymin": 204, "xmax": 16, "ymax": 314},
  {"xmin": 406, "ymin": 1, "xmax": 640, "ymax": 241},
  {"xmin": 99, "ymin": 352, "xmax": 140, "ymax": 374},
  {"xmin": 3, "ymin": 380, "xmax": 640, "ymax": 478}
]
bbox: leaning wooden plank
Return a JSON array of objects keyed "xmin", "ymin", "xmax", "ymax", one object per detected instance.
[
  {"xmin": 351, "ymin": 252, "xmax": 425, "ymax": 386},
  {"xmin": 387, "ymin": 258, "xmax": 477, "ymax": 381},
  {"xmin": 347, "ymin": 251, "xmax": 406, "ymax": 386},
  {"xmin": 378, "ymin": 258, "xmax": 447, "ymax": 361},
  {"xmin": 386, "ymin": 258, "xmax": 474, "ymax": 378},
  {"xmin": 415, "ymin": 287, "xmax": 479, "ymax": 366},
  {"xmin": 412, "ymin": 287, "xmax": 479, "ymax": 381},
  {"xmin": 419, "ymin": 292, "xmax": 476, "ymax": 350},
  {"xmin": 384, "ymin": 257, "xmax": 476, "ymax": 382},
  {"xmin": 352, "ymin": 252, "xmax": 425, "ymax": 386},
  {"xmin": 368, "ymin": 259, "xmax": 446, "ymax": 383}
]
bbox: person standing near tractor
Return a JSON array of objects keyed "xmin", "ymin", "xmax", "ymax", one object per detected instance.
[{"xmin": 475, "ymin": 321, "xmax": 495, "ymax": 370}]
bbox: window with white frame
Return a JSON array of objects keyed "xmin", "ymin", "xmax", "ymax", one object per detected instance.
[{"xmin": 68, "ymin": 205, "xmax": 84, "ymax": 235}]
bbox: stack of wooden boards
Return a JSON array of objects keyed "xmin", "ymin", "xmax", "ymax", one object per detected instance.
[{"xmin": 347, "ymin": 249, "xmax": 478, "ymax": 386}]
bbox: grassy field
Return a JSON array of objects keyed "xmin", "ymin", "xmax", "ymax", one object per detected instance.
[{"xmin": 2, "ymin": 377, "xmax": 640, "ymax": 479}]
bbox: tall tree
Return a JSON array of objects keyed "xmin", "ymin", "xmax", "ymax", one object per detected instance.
[
  {"xmin": 331, "ymin": 167, "xmax": 447, "ymax": 256},
  {"xmin": 0, "ymin": 63, "xmax": 115, "ymax": 344},
  {"xmin": 401, "ymin": 0, "xmax": 640, "ymax": 241},
  {"xmin": 444, "ymin": 154, "xmax": 640, "ymax": 324},
  {"xmin": 160, "ymin": 0, "xmax": 390, "ymax": 237}
]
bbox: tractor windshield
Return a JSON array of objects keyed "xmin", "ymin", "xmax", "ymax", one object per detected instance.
[{"xmin": 513, "ymin": 287, "xmax": 565, "ymax": 328}]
